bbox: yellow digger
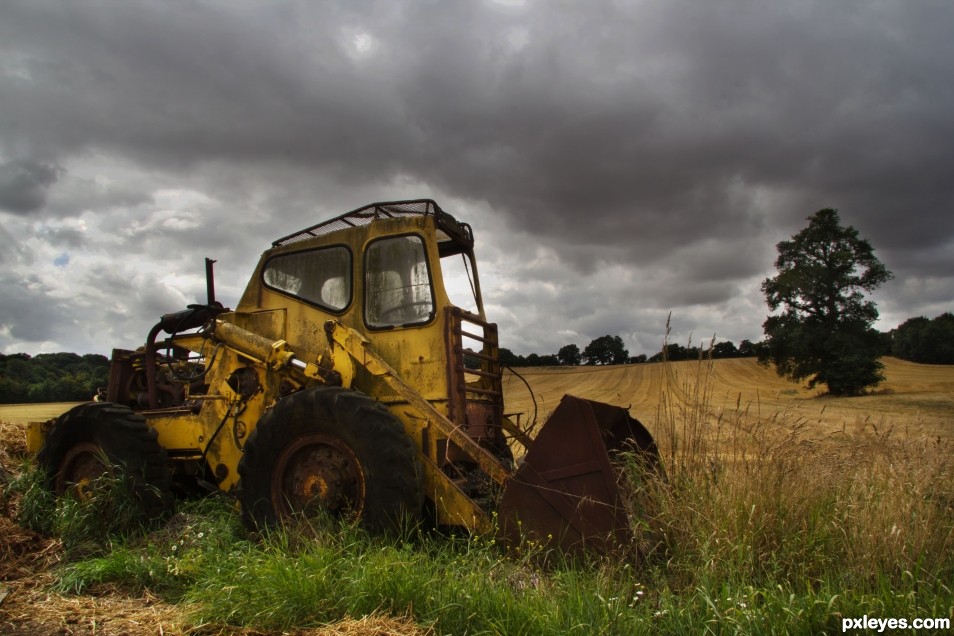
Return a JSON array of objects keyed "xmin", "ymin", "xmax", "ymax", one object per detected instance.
[{"xmin": 28, "ymin": 199, "xmax": 660, "ymax": 554}]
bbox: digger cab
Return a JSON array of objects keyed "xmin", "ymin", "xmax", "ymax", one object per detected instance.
[{"xmin": 235, "ymin": 200, "xmax": 512, "ymax": 483}]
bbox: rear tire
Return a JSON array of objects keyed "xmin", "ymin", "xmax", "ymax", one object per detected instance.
[
  {"xmin": 36, "ymin": 402, "xmax": 173, "ymax": 522},
  {"xmin": 238, "ymin": 387, "xmax": 423, "ymax": 533}
]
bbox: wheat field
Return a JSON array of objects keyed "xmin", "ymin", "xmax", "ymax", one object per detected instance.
[{"xmin": 503, "ymin": 357, "xmax": 954, "ymax": 441}]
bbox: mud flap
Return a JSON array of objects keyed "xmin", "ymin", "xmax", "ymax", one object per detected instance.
[{"xmin": 498, "ymin": 394, "xmax": 660, "ymax": 556}]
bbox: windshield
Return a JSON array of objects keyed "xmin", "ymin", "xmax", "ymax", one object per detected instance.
[
  {"xmin": 262, "ymin": 246, "xmax": 351, "ymax": 311},
  {"xmin": 365, "ymin": 235, "xmax": 435, "ymax": 328}
]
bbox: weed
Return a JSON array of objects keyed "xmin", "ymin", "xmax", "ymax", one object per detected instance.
[{"xmin": 5, "ymin": 461, "xmax": 166, "ymax": 557}]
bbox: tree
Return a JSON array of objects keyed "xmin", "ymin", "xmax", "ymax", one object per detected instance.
[
  {"xmin": 890, "ymin": 313, "xmax": 954, "ymax": 364},
  {"xmin": 0, "ymin": 352, "xmax": 109, "ymax": 403},
  {"xmin": 525, "ymin": 353, "xmax": 559, "ymax": 366},
  {"xmin": 582, "ymin": 335, "xmax": 629, "ymax": 365},
  {"xmin": 737, "ymin": 339, "xmax": 764, "ymax": 358},
  {"xmin": 498, "ymin": 348, "xmax": 525, "ymax": 367},
  {"xmin": 649, "ymin": 343, "xmax": 688, "ymax": 362},
  {"xmin": 760, "ymin": 208, "xmax": 893, "ymax": 395},
  {"xmin": 557, "ymin": 344, "xmax": 582, "ymax": 366},
  {"xmin": 890, "ymin": 316, "xmax": 931, "ymax": 362},
  {"xmin": 712, "ymin": 340, "xmax": 738, "ymax": 359}
]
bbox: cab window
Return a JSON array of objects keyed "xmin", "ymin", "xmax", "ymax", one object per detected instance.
[
  {"xmin": 365, "ymin": 235, "xmax": 435, "ymax": 328},
  {"xmin": 263, "ymin": 246, "xmax": 351, "ymax": 311}
]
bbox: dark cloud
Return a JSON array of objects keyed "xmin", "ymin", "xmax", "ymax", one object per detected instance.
[
  {"xmin": 0, "ymin": 0, "xmax": 952, "ymax": 355},
  {"xmin": 36, "ymin": 225, "xmax": 86, "ymax": 249},
  {"xmin": 0, "ymin": 274, "xmax": 65, "ymax": 342},
  {"xmin": 0, "ymin": 160, "xmax": 63, "ymax": 214}
]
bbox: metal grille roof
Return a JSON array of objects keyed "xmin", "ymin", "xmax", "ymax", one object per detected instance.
[{"xmin": 273, "ymin": 199, "xmax": 447, "ymax": 247}]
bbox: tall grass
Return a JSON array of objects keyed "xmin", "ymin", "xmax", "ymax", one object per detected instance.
[{"xmin": 629, "ymin": 330, "xmax": 954, "ymax": 631}]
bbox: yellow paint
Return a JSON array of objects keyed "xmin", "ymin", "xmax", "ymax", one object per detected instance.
[{"xmin": 26, "ymin": 420, "xmax": 51, "ymax": 454}]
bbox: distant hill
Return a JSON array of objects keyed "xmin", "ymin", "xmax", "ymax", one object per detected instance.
[{"xmin": 0, "ymin": 352, "xmax": 109, "ymax": 404}]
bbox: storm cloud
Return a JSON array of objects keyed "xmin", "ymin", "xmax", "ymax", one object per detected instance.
[
  {"xmin": 1, "ymin": 0, "xmax": 952, "ymax": 357},
  {"xmin": 0, "ymin": 160, "xmax": 63, "ymax": 214}
]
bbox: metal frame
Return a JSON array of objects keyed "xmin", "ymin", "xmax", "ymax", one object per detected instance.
[{"xmin": 272, "ymin": 199, "xmax": 474, "ymax": 252}]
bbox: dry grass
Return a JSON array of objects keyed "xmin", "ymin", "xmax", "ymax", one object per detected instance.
[{"xmin": 627, "ymin": 352, "xmax": 954, "ymax": 596}]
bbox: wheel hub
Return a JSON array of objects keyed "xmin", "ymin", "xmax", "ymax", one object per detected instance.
[
  {"xmin": 272, "ymin": 433, "xmax": 365, "ymax": 519},
  {"xmin": 55, "ymin": 442, "xmax": 109, "ymax": 501}
]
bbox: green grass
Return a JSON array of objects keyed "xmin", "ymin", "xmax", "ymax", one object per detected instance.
[
  {"xmin": 6, "ymin": 459, "xmax": 164, "ymax": 558},
  {"xmin": 29, "ymin": 501, "xmax": 951, "ymax": 634}
]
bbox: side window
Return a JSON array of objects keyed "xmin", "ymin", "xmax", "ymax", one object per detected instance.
[
  {"xmin": 366, "ymin": 235, "xmax": 435, "ymax": 328},
  {"xmin": 263, "ymin": 246, "xmax": 351, "ymax": 311}
]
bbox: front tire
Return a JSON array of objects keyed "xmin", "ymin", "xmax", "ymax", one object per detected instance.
[
  {"xmin": 238, "ymin": 387, "xmax": 423, "ymax": 532},
  {"xmin": 36, "ymin": 402, "xmax": 173, "ymax": 522}
]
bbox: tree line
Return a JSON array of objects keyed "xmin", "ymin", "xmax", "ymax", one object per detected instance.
[
  {"xmin": 499, "ymin": 311, "xmax": 953, "ymax": 372},
  {"xmin": 499, "ymin": 336, "xmax": 767, "ymax": 368},
  {"xmin": 884, "ymin": 313, "xmax": 954, "ymax": 364},
  {"xmin": 0, "ymin": 352, "xmax": 109, "ymax": 404}
]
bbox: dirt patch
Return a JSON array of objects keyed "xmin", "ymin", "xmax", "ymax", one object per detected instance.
[
  {"xmin": 0, "ymin": 580, "xmax": 183, "ymax": 636},
  {"xmin": 0, "ymin": 421, "xmax": 28, "ymax": 466}
]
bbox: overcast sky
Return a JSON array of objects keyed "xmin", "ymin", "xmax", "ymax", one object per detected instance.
[{"xmin": 2, "ymin": 0, "xmax": 952, "ymax": 359}]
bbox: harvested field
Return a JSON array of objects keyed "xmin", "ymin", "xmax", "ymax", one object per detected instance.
[
  {"xmin": 0, "ymin": 403, "xmax": 82, "ymax": 426},
  {"xmin": 503, "ymin": 357, "xmax": 954, "ymax": 442}
]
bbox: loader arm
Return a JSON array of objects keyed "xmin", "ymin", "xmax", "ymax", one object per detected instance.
[
  {"xmin": 322, "ymin": 319, "xmax": 661, "ymax": 553},
  {"xmin": 325, "ymin": 320, "xmax": 512, "ymax": 530},
  {"xmin": 325, "ymin": 320, "xmax": 511, "ymax": 486}
]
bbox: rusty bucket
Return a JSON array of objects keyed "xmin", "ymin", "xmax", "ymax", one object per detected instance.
[{"xmin": 497, "ymin": 394, "xmax": 660, "ymax": 556}]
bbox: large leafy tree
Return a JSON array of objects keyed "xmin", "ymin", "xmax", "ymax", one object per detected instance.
[
  {"xmin": 583, "ymin": 335, "xmax": 629, "ymax": 365},
  {"xmin": 760, "ymin": 209, "xmax": 893, "ymax": 395},
  {"xmin": 557, "ymin": 344, "xmax": 582, "ymax": 366}
]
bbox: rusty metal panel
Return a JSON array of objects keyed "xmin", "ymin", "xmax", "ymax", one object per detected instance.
[
  {"xmin": 498, "ymin": 394, "xmax": 659, "ymax": 555},
  {"xmin": 105, "ymin": 348, "xmax": 138, "ymax": 406}
]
